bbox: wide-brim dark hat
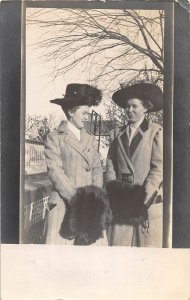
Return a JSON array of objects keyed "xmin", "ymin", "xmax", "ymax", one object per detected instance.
[
  {"xmin": 112, "ymin": 83, "xmax": 163, "ymax": 112},
  {"xmin": 50, "ymin": 83, "xmax": 102, "ymax": 108}
]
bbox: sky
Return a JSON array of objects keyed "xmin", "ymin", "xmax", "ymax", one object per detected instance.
[
  {"xmin": 26, "ymin": 8, "xmax": 112, "ymax": 119},
  {"xmin": 26, "ymin": 8, "xmax": 163, "ymax": 123},
  {"xmin": 26, "ymin": 35, "xmax": 107, "ymax": 118}
]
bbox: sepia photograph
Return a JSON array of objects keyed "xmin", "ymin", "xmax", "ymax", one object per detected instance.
[
  {"xmin": 23, "ymin": 6, "xmax": 166, "ymax": 247},
  {"xmin": 1, "ymin": 1, "xmax": 190, "ymax": 299}
]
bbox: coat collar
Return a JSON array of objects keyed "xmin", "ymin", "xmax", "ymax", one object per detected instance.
[
  {"xmin": 129, "ymin": 118, "xmax": 149, "ymax": 156},
  {"xmin": 57, "ymin": 121, "xmax": 92, "ymax": 169},
  {"xmin": 118, "ymin": 118, "xmax": 149, "ymax": 135},
  {"xmin": 117, "ymin": 125, "xmax": 134, "ymax": 173},
  {"xmin": 138, "ymin": 118, "xmax": 149, "ymax": 132},
  {"xmin": 57, "ymin": 121, "xmax": 87, "ymax": 135},
  {"xmin": 117, "ymin": 118, "xmax": 149, "ymax": 169},
  {"xmin": 57, "ymin": 121, "xmax": 89, "ymax": 144}
]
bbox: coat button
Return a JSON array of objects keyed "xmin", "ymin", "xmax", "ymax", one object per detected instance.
[{"xmin": 85, "ymin": 167, "xmax": 90, "ymax": 172}]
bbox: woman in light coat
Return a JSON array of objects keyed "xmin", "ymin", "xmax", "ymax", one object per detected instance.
[
  {"xmin": 105, "ymin": 82, "xmax": 163, "ymax": 247},
  {"xmin": 44, "ymin": 83, "xmax": 106, "ymax": 245}
]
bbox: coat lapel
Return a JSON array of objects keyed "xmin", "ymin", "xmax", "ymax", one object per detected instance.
[
  {"xmin": 130, "ymin": 118, "xmax": 149, "ymax": 157},
  {"xmin": 116, "ymin": 119, "xmax": 149, "ymax": 172},
  {"xmin": 117, "ymin": 126, "xmax": 134, "ymax": 173},
  {"xmin": 120, "ymin": 129, "xmax": 131, "ymax": 159},
  {"xmin": 57, "ymin": 121, "xmax": 91, "ymax": 168}
]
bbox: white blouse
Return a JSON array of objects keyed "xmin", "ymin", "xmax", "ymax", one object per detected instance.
[{"xmin": 67, "ymin": 121, "xmax": 81, "ymax": 141}]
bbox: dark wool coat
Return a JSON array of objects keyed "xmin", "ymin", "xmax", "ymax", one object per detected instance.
[
  {"xmin": 44, "ymin": 121, "xmax": 107, "ymax": 245},
  {"xmin": 105, "ymin": 118, "xmax": 163, "ymax": 247}
]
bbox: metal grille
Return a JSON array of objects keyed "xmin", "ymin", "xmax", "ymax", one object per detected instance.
[{"xmin": 29, "ymin": 196, "xmax": 49, "ymax": 225}]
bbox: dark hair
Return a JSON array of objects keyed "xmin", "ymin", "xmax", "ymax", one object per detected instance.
[
  {"xmin": 139, "ymin": 99, "xmax": 154, "ymax": 111},
  {"xmin": 62, "ymin": 105, "xmax": 80, "ymax": 119}
]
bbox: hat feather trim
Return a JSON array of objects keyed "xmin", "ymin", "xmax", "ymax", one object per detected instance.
[{"xmin": 50, "ymin": 84, "xmax": 102, "ymax": 107}]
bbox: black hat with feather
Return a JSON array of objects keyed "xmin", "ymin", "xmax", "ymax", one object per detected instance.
[{"xmin": 50, "ymin": 83, "xmax": 102, "ymax": 109}]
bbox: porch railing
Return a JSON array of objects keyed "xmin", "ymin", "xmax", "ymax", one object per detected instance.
[{"xmin": 25, "ymin": 139, "xmax": 47, "ymax": 174}]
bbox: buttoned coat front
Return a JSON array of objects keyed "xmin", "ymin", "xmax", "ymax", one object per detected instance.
[
  {"xmin": 44, "ymin": 121, "xmax": 106, "ymax": 245},
  {"xmin": 105, "ymin": 118, "xmax": 163, "ymax": 247}
]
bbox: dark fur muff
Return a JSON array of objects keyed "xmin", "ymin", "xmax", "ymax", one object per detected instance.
[
  {"xmin": 60, "ymin": 181, "xmax": 148, "ymax": 245},
  {"xmin": 106, "ymin": 180, "xmax": 148, "ymax": 227},
  {"xmin": 59, "ymin": 185, "xmax": 112, "ymax": 245}
]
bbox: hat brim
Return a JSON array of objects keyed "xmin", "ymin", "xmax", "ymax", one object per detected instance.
[
  {"xmin": 50, "ymin": 96, "xmax": 89, "ymax": 107},
  {"xmin": 112, "ymin": 83, "xmax": 163, "ymax": 112}
]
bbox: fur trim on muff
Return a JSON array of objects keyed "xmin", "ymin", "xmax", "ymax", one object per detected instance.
[
  {"xmin": 105, "ymin": 181, "xmax": 148, "ymax": 227},
  {"xmin": 59, "ymin": 202, "xmax": 76, "ymax": 241},
  {"xmin": 59, "ymin": 185, "xmax": 112, "ymax": 245}
]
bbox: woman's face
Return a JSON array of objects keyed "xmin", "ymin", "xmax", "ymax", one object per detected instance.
[
  {"xmin": 125, "ymin": 98, "xmax": 147, "ymax": 123},
  {"xmin": 69, "ymin": 105, "xmax": 89, "ymax": 129}
]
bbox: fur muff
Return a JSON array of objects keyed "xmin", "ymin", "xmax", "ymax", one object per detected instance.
[
  {"xmin": 105, "ymin": 181, "xmax": 148, "ymax": 227},
  {"xmin": 59, "ymin": 185, "xmax": 112, "ymax": 245}
]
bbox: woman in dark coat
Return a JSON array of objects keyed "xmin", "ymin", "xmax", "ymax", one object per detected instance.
[
  {"xmin": 105, "ymin": 82, "xmax": 163, "ymax": 247},
  {"xmin": 44, "ymin": 83, "xmax": 107, "ymax": 245}
]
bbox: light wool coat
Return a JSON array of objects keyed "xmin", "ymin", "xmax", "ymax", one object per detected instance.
[
  {"xmin": 105, "ymin": 118, "xmax": 163, "ymax": 247},
  {"xmin": 44, "ymin": 121, "xmax": 106, "ymax": 245}
]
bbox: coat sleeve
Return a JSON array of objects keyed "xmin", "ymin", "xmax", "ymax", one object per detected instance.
[
  {"xmin": 144, "ymin": 127, "xmax": 163, "ymax": 206},
  {"xmin": 44, "ymin": 133, "xmax": 76, "ymax": 200},
  {"xmin": 91, "ymin": 136, "xmax": 103, "ymax": 188}
]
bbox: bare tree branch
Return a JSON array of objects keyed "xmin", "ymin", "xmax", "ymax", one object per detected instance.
[{"xmin": 27, "ymin": 8, "xmax": 164, "ymax": 90}]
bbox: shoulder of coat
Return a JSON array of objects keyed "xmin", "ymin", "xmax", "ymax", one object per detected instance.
[
  {"xmin": 46, "ymin": 122, "xmax": 67, "ymax": 139},
  {"xmin": 110, "ymin": 125, "xmax": 126, "ymax": 141},
  {"xmin": 149, "ymin": 121, "xmax": 163, "ymax": 134},
  {"xmin": 44, "ymin": 130, "xmax": 59, "ymax": 146},
  {"xmin": 116, "ymin": 125, "xmax": 127, "ymax": 135},
  {"xmin": 56, "ymin": 121, "xmax": 68, "ymax": 134},
  {"xmin": 47, "ymin": 129, "xmax": 63, "ymax": 138}
]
